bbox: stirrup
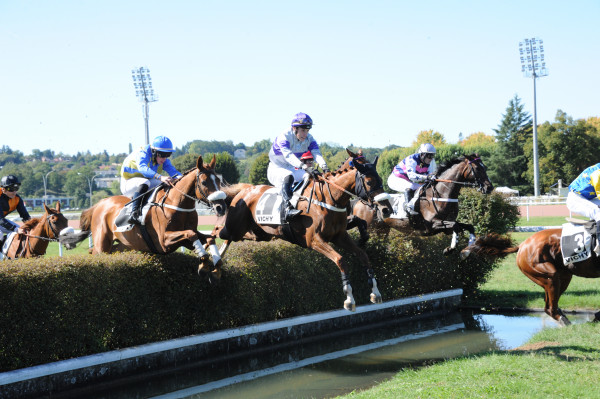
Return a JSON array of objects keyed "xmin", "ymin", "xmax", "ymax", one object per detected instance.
[{"xmin": 285, "ymin": 207, "xmax": 301, "ymax": 220}]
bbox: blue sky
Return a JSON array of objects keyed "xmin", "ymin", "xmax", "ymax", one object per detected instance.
[{"xmin": 1, "ymin": 0, "xmax": 598, "ymax": 156}]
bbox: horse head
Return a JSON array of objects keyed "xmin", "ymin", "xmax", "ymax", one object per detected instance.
[
  {"xmin": 41, "ymin": 201, "xmax": 76, "ymax": 249},
  {"xmin": 195, "ymin": 155, "xmax": 227, "ymax": 216},
  {"xmin": 464, "ymin": 154, "xmax": 493, "ymax": 194},
  {"xmin": 345, "ymin": 149, "xmax": 393, "ymax": 220}
]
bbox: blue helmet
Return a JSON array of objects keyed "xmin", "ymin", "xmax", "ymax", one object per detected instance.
[
  {"xmin": 151, "ymin": 136, "xmax": 174, "ymax": 152},
  {"xmin": 291, "ymin": 112, "xmax": 313, "ymax": 129}
]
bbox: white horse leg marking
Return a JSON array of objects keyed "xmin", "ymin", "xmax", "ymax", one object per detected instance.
[
  {"xmin": 209, "ymin": 243, "xmax": 221, "ymax": 264},
  {"xmin": 450, "ymin": 231, "xmax": 458, "ymax": 249},
  {"xmin": 193, "ymin": 239, "xmax": 208, "ymax": 257},
  {"xmin": 370, "ymin": 277, "xmax": 382, "ymax": 304},
  {"xmin": 343, "ymin": 283, "xmax": 356, "ymax": 311}
]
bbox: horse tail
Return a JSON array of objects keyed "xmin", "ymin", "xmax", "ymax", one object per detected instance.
[
  {"xmin": 79, "ymin": 205, "xmax": 97, "ymax": 232},
  {"xmin": 466, "ymin": 233, "xmax": 519, "ymax": 258}
]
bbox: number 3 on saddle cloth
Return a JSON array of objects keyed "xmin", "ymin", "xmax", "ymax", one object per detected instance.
[{"xmin": 560, "ymin": 222, "xmax": 596, "ymax": 264}]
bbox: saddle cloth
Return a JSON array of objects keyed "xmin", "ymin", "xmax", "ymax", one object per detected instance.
[
  {"xmin": 561, "ymin": 222, "xmax": 593, "ymax": 264},
  {"xmin": 1, "ymin": 232, "xmax": 17, "ymax": 258},
  {"xmin": 388, "ymin": 193, "xmax": 409, "ymax": 220},
  {"xmin": 254, "ymin": 188, "xmax": 300, "ymax": 225},
  {"xmin": 114, "ymin": 188, "xmax": 160, "ymax": 233}
]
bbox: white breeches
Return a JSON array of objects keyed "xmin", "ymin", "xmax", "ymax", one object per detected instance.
[
  {"xmin": 267, "ymin": 163, "xmax": 306, "ymax": 188},
  {"xmin": 0, "ymin": 219, "xmax": 19, "ymax": 235},
  {"xmin": 566, "ymin": 191, "xmax": 600, "ymax": 221},
  {"xmin": 387, "ymin": 174, "xmax": 421, "ymax": 192},
  {"xmin": 120, "ymin": 177, "xmax": 162, "ymax": 198}
]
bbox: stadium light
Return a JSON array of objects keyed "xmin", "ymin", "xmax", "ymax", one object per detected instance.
[
  {"xmin": 519, "ymin": 38, "xmax": 548, "ymax": 197},
  {"xmin": 131, "ymin": 67, "xmax": 158, "ymax": 146}
]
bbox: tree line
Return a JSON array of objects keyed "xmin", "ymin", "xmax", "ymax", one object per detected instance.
[{"xmin": 1, "ymin": 94, "xmax": 598, "ymax": 209}]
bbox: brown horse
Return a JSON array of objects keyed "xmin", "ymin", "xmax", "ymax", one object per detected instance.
[
  {"xmin": 66, "ymin": 156, "xmax": 227, "ymax": 279},
  {"xmin": 2, "ymin": 202, "xmax": 72, "ymax": 259},
  {"xmin": 204, "ymin": 150, "xmax": 391, "ymax": 311},
  {"xmin": 350, "ymin": 154, "xmax": 493, "ymax": 255},
  {"xmin": 463, "ymin": 231, "xmax": 600, "ymax": 326}
]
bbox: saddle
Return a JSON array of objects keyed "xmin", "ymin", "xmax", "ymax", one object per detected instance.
[
  {"xmin": 254, "ymin": 178, "xmax": 310, "ymax": 225},
  {"xmin": 114, "ymin": 187, "xmax": 159, "ymax": 232}
]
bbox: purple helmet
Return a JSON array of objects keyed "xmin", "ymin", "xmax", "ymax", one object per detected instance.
[{"xmin": 291, "ymin": 112, "xmax": 313, "ymax": 129}]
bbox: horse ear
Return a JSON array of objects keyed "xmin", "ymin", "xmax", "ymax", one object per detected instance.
[
  {"xmin": 208, "ymin": 154, "xmax": 217, "ymax": 170},
  {"xmin": 373, "ymin": 156, "xmax": 379, "ymax": 166},
  {"xmin": 196, "ymin": 155, "xmax": 204, "ymax": 170},
  {"xmin": 55, "ymin": 201, "xmax": 61, "ymax": 212},
  {"xmin": 346, "ymin": 148, "xmax": 357, "ymax": 158},
  {"xmin": 43, "ymin": 203, "xmax": 50, "ymax": 214}
]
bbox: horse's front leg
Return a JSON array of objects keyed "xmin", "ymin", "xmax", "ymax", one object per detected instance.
[
  {"xmin": 310, "ymin": 236, "xmax": 357, "ymax": 311},
  {"xmin": 333, "ymin": 232, "xmax": 382, "ymax": 305}
]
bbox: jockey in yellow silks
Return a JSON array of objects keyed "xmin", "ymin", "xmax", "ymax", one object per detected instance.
[{"xmin": 120, "ymin": 135, "xmax": 182, "ymax": 224}]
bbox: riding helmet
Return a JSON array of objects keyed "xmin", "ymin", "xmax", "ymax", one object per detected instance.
[
  {"xmin": 151, "ymin": 136, "xmax": 175, "ymax": 153},
  {"xmin": 0, "ymin": 175, "xmax": 21, "ymax": 188},
  {"xmin": 418, "ymin": 143, "xmax": 436, "ymax": 156},
  {"xmin": 291, "ymin": 112, "xmax": 313, "ymax": 129},
  {"xmin": 300, "ymin": 151, "xmax": 314, "ymax": 161}
]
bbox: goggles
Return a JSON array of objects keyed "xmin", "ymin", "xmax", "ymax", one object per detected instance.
[
  {"xmin": 423, "ymin": 153, "xmax": 435, "ymax": 159},
  {"xmin": 3, "ymin": 185, "xmax": 20, "ymax": 192},
  {"xmin": 156, "ymin": 151, "xmax": 172, "ymax": 158}
]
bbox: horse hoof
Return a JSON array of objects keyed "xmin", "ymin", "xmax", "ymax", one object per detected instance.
[
  {"xmin": 460, "ymin": 249, "xmax": 471, "ymax": 260},
  {"xmin": 558, "ymin": 315, "xmax": 572, "ymax": 326},
  {"xmin": 443, "ymin": 247, "xmax": 454, "ymax": 256},
  {"xmin": 197, "ymin": 261, "xmax": 214, "ymax": 276},
  {"xmin": 344, "ymin": 301, "xmax": 356, "ymax": 312},
  {"xmin": 370, "ymin": 293, "xmax": 382, "ymax": 304},
  {"xmin": 208, "ymin": 272, "xmax": 220, "ymax": 285}
]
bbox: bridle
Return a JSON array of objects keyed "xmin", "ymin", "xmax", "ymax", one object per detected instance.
[
  {"xmin": 15, "ymin": 212, "xmax": 65, "ymax": 258},
  {"xmin": 157, "ymin": 169, "xmax": 224, "ymax": 211},
  {"xmin": 432, "ymin": 157, "xmax": 489, "ymax": 192}
]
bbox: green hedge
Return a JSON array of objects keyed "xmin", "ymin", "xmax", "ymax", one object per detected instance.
[{"xmin": 0, "ymin": 228, "xmax": 498, "ymax": 372}]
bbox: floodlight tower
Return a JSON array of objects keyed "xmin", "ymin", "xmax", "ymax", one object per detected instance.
[
  {"xmin": 519, "ymin": 38, "xmax": 548, "ymax": 197},
  {"xmin": 131, "ymin": 67, "xmax": 158, "ymax": 146}
]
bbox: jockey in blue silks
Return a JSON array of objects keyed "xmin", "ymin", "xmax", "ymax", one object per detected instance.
[
  {"xmin": 567, "ymin": 163, "xmax": 600, "ymax": 255},
  {"xmin": 267, "ymin": 112, "xmax": 329, "ymax": 221},
  {"xmin": 120, "ymin": 135, "xmax": 182, "ymax": 224},
  {"xmin": 387, "ymin": 143, "xmax": 437, "ymax": 215}
]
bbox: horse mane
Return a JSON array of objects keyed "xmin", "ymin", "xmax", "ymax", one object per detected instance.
[
  {"xmin": 21, "ymin": 217, "xmax": 40, "ymax": 232},
  {"xmin": 435, "ymin": 156, "xmax": 467, "ymax": 176}
]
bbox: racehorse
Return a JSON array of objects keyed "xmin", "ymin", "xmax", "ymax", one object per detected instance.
[
  {"xmin": 2, "ymin": 202, "xmax": 72, "ymax": 259},
  {"xmin": 462, "ymin": 231, "xmax": 600, "ymax": 326},
  {"xmin": 203, "ymin": 150, "xmax": 392, "ymax": 311},
  {"xmin": 350, "ymin": 154, "xmax": 493, "ymax": 255},
  {"xmin": 65, "ymin": 156, "xmax": 227, "ymax": 279}
]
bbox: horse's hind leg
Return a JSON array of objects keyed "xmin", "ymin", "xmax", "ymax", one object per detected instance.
[{"xmin": 528, "ymin": 271, "xmax": 572, "ymax": 326}]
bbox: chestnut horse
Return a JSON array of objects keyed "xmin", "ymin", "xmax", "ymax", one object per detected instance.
[
  {"xmin": 463, "ymin": 231, "xmax": 600, "ymax": 326},
  {"xmin": 2, "ymin": 202, "xmax": 72, "ymax": 259},
  {"xmin": 350, "ymin": 154, "xmax": 493, "ymax": 255},
  {"xmin": 66, "ymin": 156, "xmax": 227, "ymax": 278},
  {"xmin": 203, "ymin": 150, "xmax": 391, "ymax": 311}
]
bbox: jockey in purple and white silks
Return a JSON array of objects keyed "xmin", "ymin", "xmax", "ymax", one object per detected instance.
[
  {"xmin": 120, "ymin": 135, "xmax": 182, "ymax": 224},
  {"xmin": 387, "ymin": 143, "xmax": 437, "ymax": 215},
  {"xmin": 267, "ymin": 112, "xmax": 329, "ymax": 221}
]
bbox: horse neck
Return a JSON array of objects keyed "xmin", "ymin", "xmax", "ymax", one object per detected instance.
[
  {"xmin": 315, "ymin": 169, "xmax": 356, "ymax": 207},
  {"xmin": 162, "ymin": 171, "xmax": 197, "ymax": 207},
  {"xmin": 432, "ymin": 162, "xmax": 470, "ymax": 198},
  {"xmin": 24, "ymin": 216, "xmax": 50, "ymax": 255}
]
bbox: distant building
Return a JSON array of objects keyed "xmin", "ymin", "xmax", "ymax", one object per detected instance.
[
  {"xmin": 234, "ymin": 149, "xmax": 247, "ymax": 159},
  {"xmin": 24, "ymin": 196, "xmax": 76, "ymax": 210}
]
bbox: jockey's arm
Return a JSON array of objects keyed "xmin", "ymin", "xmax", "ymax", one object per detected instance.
[
  {"xmin": 15, "ymin": 197, "xmax": 31, "ymax": 222},
  {"xmin": 404, "ymin": 157, "xmax": 428, "ymax": 182},
  {"xmin": 162, "ymin": 160, "xmax": 182, "ymax": 179},
  {"xmin": 280, "ymin": 145, "xmax": 303, "ymax": 169}
]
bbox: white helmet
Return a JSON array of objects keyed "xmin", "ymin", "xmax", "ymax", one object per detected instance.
[{"xmin": 418, "ymin": 143, "xmax": 436, "ymax": 155}]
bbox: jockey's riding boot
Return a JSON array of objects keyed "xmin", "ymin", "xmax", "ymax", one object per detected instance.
[
  {"xmin": 595, "ymin": 221, "xmax": 600, "ymax": 257},
  {"xmin": 128, "ymin": 184, "xmax": 149, "ymax": 225},
  {"xmin": 281, "ymin": 175, "xmax": 301, "ymax": 221},
  {"xmin": 404, "ymin": 189, "xmax": 418, "ymax": 215}
]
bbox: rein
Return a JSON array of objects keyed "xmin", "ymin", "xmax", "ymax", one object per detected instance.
[{"xmin": 156, "ymin": 169, "xmax": 219, "ymax": 211}]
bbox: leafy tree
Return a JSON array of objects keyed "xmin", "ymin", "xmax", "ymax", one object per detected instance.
[
  {"xmin": 535, "ymin": 110, "xmax": 600, "ymax": 192},
  {"xmin": 412, "ymin": 130, "xmax": 446, "ymax": 147},
  {"xmin": 171, "ymin": 153, "xmax": 200, "ymax": 172},
  {"xmin": 249, "ymin": 153, "xmax": 270, "ymax": 185},
  {"xmin": 488, "ymin": 95, "xmax": 532, "ymax": 194},
  {"xmin": 0, "ymin": 162, "xmax": 34, "ymax": 196},
  {"xmin": 204, "ymin": 152, "xmax": 239, "ymax": 184},
  {"xmin": 245, "ymin": 139, "xmax": 271, "ymax": 156},
  {"xmin": 459, "ymin": 132, "xmax": 495, "ymax": 146}
]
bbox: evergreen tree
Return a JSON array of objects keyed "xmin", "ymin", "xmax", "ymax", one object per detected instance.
[{"xmin": 488, "ymin": 95, "xmax": 532, "ymax": 194}]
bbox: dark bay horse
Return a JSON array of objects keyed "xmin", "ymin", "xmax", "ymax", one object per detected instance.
[
  {"xmin": 2, "ymin": 202, "xmax": 72, "ymax": 259},
  {"xmin": 66, "ymin": 156, "xmax": 227, "ymax": 279},
  {"xmin": 351, "ymin": 154, "xmax": 493, "ymax": 255},
  {"xmin": 204, "ymin": 150, "xmax": 390, "ymax": 311},
  {"xmin": 463, "ymin": 231, "xmax": 600, "ymax": 326}
]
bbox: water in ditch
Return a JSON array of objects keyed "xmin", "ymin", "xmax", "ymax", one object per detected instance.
[{"xmin": 71, "ymin": 311, "xmax": 593, "ymax": 399}]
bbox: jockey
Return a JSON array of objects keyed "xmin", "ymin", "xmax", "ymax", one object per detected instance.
[
  {"xmin": 120, "ymin": 135, "xmax": 182, "ymax": 224},
  {"xmin": 387, "ymin": 143, "xmax": 437, "ymax": 215},
  {"xmin": 267, "ymin": 112, "xmax": 329, "ymax": 221},
  {"xmin": 0, "ymin": 175, "xmax": 31, "ymax": 242},
  {"xmin": 567, "ymin": 163, "xmax": 600, "ymax": 255}
]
